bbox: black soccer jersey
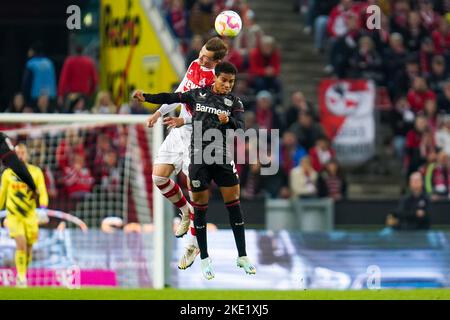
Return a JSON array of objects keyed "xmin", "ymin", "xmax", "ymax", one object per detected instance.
[{"xmin": 143, "ymin": 86, "xmax": 245, "ymax": 162}]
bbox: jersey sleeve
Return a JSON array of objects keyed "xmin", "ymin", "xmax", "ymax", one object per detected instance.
[
  {"xmin": 35, "ymin": 167, "xmax": 49, "ymax": 208},
  {"xmin": 143, "ymin": 91, "xmax": 195, "ymax": 105},
  {"xmin": 0, "ymin": 170, "xmax": 11, "ymax": 210}
]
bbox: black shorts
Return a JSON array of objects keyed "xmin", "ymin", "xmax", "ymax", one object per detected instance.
[{"xmin": 189, "ymin": 161, "xmax": 239, "ymax": 192}]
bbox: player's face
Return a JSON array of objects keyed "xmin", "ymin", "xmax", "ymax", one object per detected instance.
[
  {"xmin": 214, "ymin": 73, "xmax": 235, "ymax": 95},
  {"xmin": 198, "ymin": 46, "xmax": 216, "ymax": 69}
]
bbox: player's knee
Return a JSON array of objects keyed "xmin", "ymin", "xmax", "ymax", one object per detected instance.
[
  {"xmin": 152, "ymin": 175, "xmax": 169, "ymax": 187},
  {"xmin": 14, "ymin": 236, "xmax": 27, "ymax": 251}
]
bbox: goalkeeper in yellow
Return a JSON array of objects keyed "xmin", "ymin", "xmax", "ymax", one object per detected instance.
[{"xmin": 0, "ymin": 143, "xmax": 48, "ymax": 288}]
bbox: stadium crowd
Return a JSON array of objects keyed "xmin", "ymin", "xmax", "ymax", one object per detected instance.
[{"xmin": 294, "ymin": 0, "xmax": 450, "ymax": 203}]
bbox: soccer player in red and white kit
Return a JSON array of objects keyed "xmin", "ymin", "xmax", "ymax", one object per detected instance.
[{"xmin": 143, "ymin": 37, "xmax": 228, "ymax": 269}]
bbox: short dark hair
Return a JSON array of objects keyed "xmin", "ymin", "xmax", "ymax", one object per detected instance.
[
  {"xmin": 205, "ymin": 37, "xmax": 228, "ymax": 61},
  {"xmin": 215, "ymin": 62, "xmax": 238, "ymax": 77}
]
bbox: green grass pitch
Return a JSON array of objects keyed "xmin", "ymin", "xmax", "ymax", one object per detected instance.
[{"xmin": 0, "ymin": 288, "xmax": 450, "ymax": 300}]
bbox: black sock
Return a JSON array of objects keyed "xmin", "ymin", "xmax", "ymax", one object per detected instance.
[
  {"xmin": 225, "ymin": 199, "xmax": 247, "ymax": 257},
  {"xmin": 193, "ymin": 203, "xmax": 209, "ymax": 259}
]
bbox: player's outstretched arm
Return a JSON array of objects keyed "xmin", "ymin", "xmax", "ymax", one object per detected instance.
[{"xmin": 133, "ymin": 89, "xmax": 185, "ymax": 105}]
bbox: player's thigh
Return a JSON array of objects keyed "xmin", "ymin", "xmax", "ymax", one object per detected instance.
[
  {"xmin": 153, "ymin": 129, "xmax": 184, "ymax": 176},
  {"xmin": 189, "ymin": 163, "xmax": 212, "ymax": 194},
  {"xmin": 153, "ymin": 163, "xmax": 176, "ymax": 177},
  {"xmin": 212, "ymin": 163, "xmax": 240, "ymax": 199},
  {"xmin": 24, "ymin": 215, "xmax": 39, "ymax": 246}
]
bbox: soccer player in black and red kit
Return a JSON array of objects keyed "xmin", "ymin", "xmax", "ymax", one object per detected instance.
[{"xmin": 134, "ymin": 62, "xmax": 256, "ymax": 280}]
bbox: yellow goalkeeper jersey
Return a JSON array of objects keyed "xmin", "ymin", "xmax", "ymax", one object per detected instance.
[{"xmin": 0, "ymin": 164, "xmax": 48, "ymax": 217}]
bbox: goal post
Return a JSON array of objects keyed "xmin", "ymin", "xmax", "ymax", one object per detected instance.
[{"xmin": 0, "ymin": 113, "xmax": 169, "ymax": 288}]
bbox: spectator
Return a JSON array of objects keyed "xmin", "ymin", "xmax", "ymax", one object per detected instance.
[
  {"xmin": 261, "ymin": 149, "xmax": 290, "ymax": 198},
  {"xmin": 185, "ymin": 34, "xmax": 204, "ymax": 68},
  {"xmin": 326, "ymin": 0, "xmax": 361, "ymax": 39},
  {"xmin": 119, "ymin": 97, "xmax": 150, "ymax": 115},
  {"xmin": 233, "ymin": 79, "xmax": 256, "ymax": 110},
  {"xmin": 243, "ymin": 110, "xmax": 258, "ymax": 130},
  {"xmin": 419, "ymin": 0, "xmax": 440, "ymax": 32},
  {"xmin": 404, "ymin": 11, "xmax": 428, "ymax": 53},
  {"xmin": 223, "ymin": 37, "xmax": 244, "ymax": 71},
  {"xmin": 419, "ymin": 147, "xmax": 438, "ymax": 196},
  {"xmin": 279, "ymin": 131, "xmax": 308, "ymax": 176},
  {"xmin": 67, "ymin": 94, "xmax": 90, "ymax": 114},
  {"xmin": 21, "ymin": 41, "xmax": 57, "ymax": 105},
  {"xmin": 424, "ymin": 98, "xmax": 439, "ymax": 133},
  {"xmin": 437, "ymin": 81, "xmax": 450, "ymax": 113},
  {"xmin": 288, "ymin": 111, "xmax": 325, "ymax": 150},
  {"xmin": 100, "ymin": 150, "xmax": 121, "ymax": 194},
  {"xmin": 317, "ymin": 159, "xmax": 347, "ymax": 200},
  {"xmin": 57, "ymin": 45, "xmax": 98, "ymax": 106},
  {"xmin": 313, "ymin": 0, "xmax": 340, "ymax": 54},
  {"xmin": 254, "ymin": 90, "xmax": 282, "ymax": 130},
  {"xmin": 390, "ymin": 96, "xmax": 415, "ymax": 161},
  {"xmin": 407, "ymin": 76, "xmax": 437, "ymax": 114},
  {"xmin": 93, "ymin": 133, "xmax": 114, "ymax": 181},
  {"xmin": 165, "ymin": 0, "xmax": 187, "ymax": 39},
  {"xmin": 35, "ymin": 95, "xmax": 55, "ymax": 113},
  {"xmin": 234, "ymin": 10, "xmax": 263, "ymax": 63},
  {"xmin": 389, "ymin": 0, "xmax": 410, "ymax": 35},
  {"xmin": 431, "ymin": 18, "xmax": 450, "ymax": 55},
  {"xmin": 392, "ymin": 56, "xmax": 421, "ymax": 99},
  {"xmin": 419, "ymin": 37, "xmax": 435, "ymax": 75},
  {"xmin": 405, "ymin": 115, "xmax": 430, "ymax": 175},
  {"xmin": 92, "ymin": 91, "xmax": 117, "ymax": 114},
  {"xmin": 309, "ymin": 137, "xmax": 336, "ymax": 172},
  {"xmin": 56, "ymin": 128, "xmax": 86, "ymax": 170},
  {"xmin": 5, "ymin": 92, "xmax": 26, "ymax": 113},
  {"xmin": 348, "ymin": 36, "xmax": 384, "ymax": 84},
  {"xmin": 426, "ymin": 55, "xmax": 448, "ymax": 96},
  {"xmin": 285, "ymin": 90, "xmax": 317, "ymax": 128},
  {"xmin": 436, "ymin": 115, "xmax": 450, "ymax": 156},
  {"xmin": 62, "ymin": 153, "xmax": 94, "ymax": 200},
  {"xmin": 249, "ymin": 35, "xmax": 282, "ymax": 100},
  {"xmin": 429, "ymin": 149, "xmax": 450, "ymax": 200},
  {"xmin": 240, "ymin": 162, "xmax": 264, "ymax": 200},
  {"xmin": 189, "ymin": 0, "xmax": 214, "ymax": 37},
  {"xmin": 289, "ymin": 156, "xmax": 318, "ymax": 198},
  {"xmin": 383, "ymin": 33, "xmax": 408, "ymax": 90},
  {"xmin": 326, "ymin": 11, "xmax": 362, "ymax": 77},
  {"xmin": 385, "ymin": 172, "xmax": 431, "ymax": 230}
]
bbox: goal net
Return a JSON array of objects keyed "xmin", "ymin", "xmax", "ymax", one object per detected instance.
[{"xmin": 0, "ymin": 113, "xmax": 170, "ymax": 288}]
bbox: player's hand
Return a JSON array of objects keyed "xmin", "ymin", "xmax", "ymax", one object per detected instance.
[
  {"xmin": 132, "ymin": 89, "xmax": 146, "ymax": 102},
  {"xmin": 218, "ymin": 113, "xmax": 229, "ymax": 124},
  {"xmin": 147, "ymin": 111, "xmax": 161, "ymax": 128},
  {"xmin": 163, "ymin": 117, "xmax": 185, "ymax": 129}
]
